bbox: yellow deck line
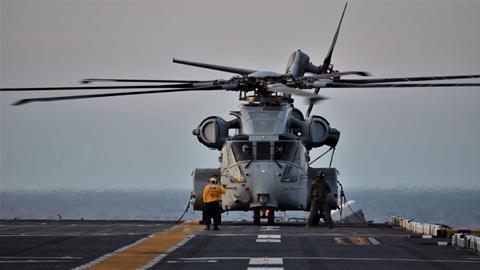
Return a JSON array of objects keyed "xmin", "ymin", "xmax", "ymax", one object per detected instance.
[{"xmin": 86, "ymin": 220, "xmax": 203, "ymax": 270}]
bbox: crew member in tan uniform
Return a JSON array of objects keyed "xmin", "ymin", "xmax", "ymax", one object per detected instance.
[
  {"xmin": 306, "ymin": 171, "xmax": 334, "ymax": 228},
  {"xmin": 202, "ymin": 177, "xmax": 226, "ymax": 230}
]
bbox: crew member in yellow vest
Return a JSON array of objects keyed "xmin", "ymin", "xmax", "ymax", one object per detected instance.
[{"xmin": 202, "ymin": 177, "xmax": 226, "ymax": 230}]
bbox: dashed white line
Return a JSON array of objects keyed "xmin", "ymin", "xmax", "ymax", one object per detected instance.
[
  {"xmin": 260, "ymin": 226, "xmax": 280, "ymax": 231},
  {"xmin": 256, "ymin": 234, "xmax": 281, "ymax": 243},
  {"xmin": 0, "ymin": 260, "xmax": 74, "ymax": 263},
  {"xmin": 0, "ymin": 256, "xmax": 81, "ymax": 259},
  {"xmin": 258, "ymin": 235, "xmax": 281, "ymax": 239},
  {"xmin": 248, "ymin": 257, "xmax": 284, "ymax": 270},
  {"xmin": 249, "ymin": 258, "xmax": 283, "ymax": 265},
  {"xmin": 247, "ymin": 267, "xmax": 283, "ymax": 270},
  {"xmin": 256, "ymin": 239, "xmax": 281, "ymax": 243},
  {"xmin": 178, "ymin": 256, "xmax": 480, "ymax": 264}
]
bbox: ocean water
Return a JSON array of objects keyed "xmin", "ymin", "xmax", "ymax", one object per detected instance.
[{"xmin": 1, "ymin": 188, "xmax": 479, "ymax": 228}]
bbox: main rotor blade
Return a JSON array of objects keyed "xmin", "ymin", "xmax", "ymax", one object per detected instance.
[
  {"xmin": 1, "ymin": 82, "xmax": 214, "ymax": 92},
  {"xmin": 81, "ymin": 78, "xmax": 207, "ymax": 84},
  {"xmin": 322, "ymin": 2, "xmax": 348, "ymax": 70},
  {"xmin": 173, "ymin": 58, "xmax": 257, "ymax": 76},
  {"xmin": 335, "ymin": 74, "xmax": 480, "ymax": 84},
  {"xmin": 324, "ymin": 82, "xmax": 480, "ymax": 88},
  {"xmin": 311, "ymin": 71, "xmax": 370, "ymax": 79},
  {"xmin": 11, "ymin": 85, "xmax": 223, "ymax": 106}
]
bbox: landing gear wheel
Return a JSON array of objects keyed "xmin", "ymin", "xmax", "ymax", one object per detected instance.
[
  {"xmin": 267, "ymin": 210, "xmax": 275, "ymax": 225},
  {"xmin": 253, "ymin": 209, "xmax": 261, "ymax": 225},
  {"xmin": 217, "ymin": 211, "xmax": 222, "ymax": 225},
  {"xmin": 313, "ymin": 212, "xmax": 320, "ymax": 226},
  {"xmin": 200, "ymin": 210, "xmax": 207, "ymax": 225}
]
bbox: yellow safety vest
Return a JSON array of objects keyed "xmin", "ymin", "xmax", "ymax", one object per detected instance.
[{"xmin": 203, "ymin": 184, "xmax": 226, "ymax": 203}]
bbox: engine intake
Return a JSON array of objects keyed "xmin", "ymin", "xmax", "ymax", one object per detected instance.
[{"xmin": 193, "ymin": 116, "xmax": 240, "ymax": 150}]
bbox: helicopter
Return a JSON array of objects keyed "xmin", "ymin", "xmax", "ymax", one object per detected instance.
[{"xmin": 2, "ymin": 3, "xmax": 480, "ymax": 225}]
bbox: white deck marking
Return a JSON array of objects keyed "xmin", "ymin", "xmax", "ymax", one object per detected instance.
[
  {"xmin": 213, "ymin": 233, "xmax": 257, "ymax": 236},
  {"xmin": 258, "ymin": 234, "xmax": 281, "ymax": 239},
  {"xmin": 247, "ymin": 267, "xmax": 283, "ymax": 270},
  {"xmin": 256, "ymin": 234, "xmax": 281, "ymax": 243},
  {"xmin": 138, "ymin": 235, "xmax": 196, "ymax": 270},
  {"xmin": 0, "ymin": 260, "xmax": 74, "ymax": 263},
  {"xmin": 249, "ymin": 258, "xmax": 283, "ymax": 265},
  {"xmin": 0, "ymin": 233, "xmax": 146, "ymax": 237},
  {"xmin": 167, "ymin": 259, "xmax": 217, "ymax": 263},
  {"xmin": 0, "ymin": 256, "xmax": 81, "ymax": 259},
  {"xmin": 178, "ymin": 256, "xmax": 480, "ymax": 264},
  {"xmin": 71, "ymin": 234, "xmax": 156, "ymax": 270},
  {"xmin": 256, "ymin": 239, "xmax": 281, "ymax": 243},
  {"xmin": 260, "ymin": 226, "xmax": 280, "ymax": 231},
  {"xmin": 367, "ymin": 237, "xmax": 381, "ymax": 245}
]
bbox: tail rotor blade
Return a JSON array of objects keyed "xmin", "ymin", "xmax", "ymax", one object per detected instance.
[
  {"xmin": 307, "ymin": 2, "xmax": 347, "ymax": 116},
  {"xmin": 322, "ymin": 2, "xmax": 348, "ymax": 71}
]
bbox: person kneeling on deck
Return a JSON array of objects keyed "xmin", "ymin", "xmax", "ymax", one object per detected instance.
[
  {"xmin": 202, "ymin": 177, "xmax": 226, "ymax": 231},
  {"xmin": 306, "ymin": 171, "xmax": 334, "ymax": 228}
]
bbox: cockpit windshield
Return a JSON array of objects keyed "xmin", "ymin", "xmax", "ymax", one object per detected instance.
[
  {"xmin": 231, "ymin": 141, "xmax": 299, "ymax": 163},
  {"xmin": 231, "ymin": 142, "xmax": 253, "ymax": 161},
  {"xmin": 274, "ymin": 141, "xmax": 297, "ymax": 162}
]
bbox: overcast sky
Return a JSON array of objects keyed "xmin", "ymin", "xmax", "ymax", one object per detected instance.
[{"xmin": 1, "ymin": 0, "xmax": 480, "ymax": 191}]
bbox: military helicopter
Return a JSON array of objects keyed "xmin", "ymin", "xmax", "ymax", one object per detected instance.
[{"xmin": 2, "ymin": 3, "xmax": 480, "ymax": 225}]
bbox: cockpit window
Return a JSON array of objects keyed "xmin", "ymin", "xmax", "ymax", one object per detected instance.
[
  {"xmin": 231, "ymin": 142, "xmax": 253, "ymax": 161},
  {"xmin": 231, "ymin": 141, "xmax": 299, "ymax": 162},
  {"xmin": 274, "ymin": 141, "xmax": 297, "ymax": 162},
  {"xmin": 256, "ymin": 142, "xmax": 271, "ymax": 160},
  {"xmin": 281, "ymin": 165, "xmax": 298, "ymax": 182}
]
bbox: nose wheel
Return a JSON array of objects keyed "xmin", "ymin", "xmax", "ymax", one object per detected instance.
[
  {"xmin": 253, "ymin": 208, "xmax": 275, "ymax": 225},
  {"xmin": 267, "ymin": 209, "xmax": 275, "ymax": 225},
  {"xmin": 253, "ymin": 209, "xmax": 261, "ymax": 225}
]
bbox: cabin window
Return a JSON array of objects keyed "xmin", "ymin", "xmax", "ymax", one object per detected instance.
[
  {"xmin": 256, "ymin": 142, "xmax": 271, "ymax": 160},
  {"xmin": 274, "ymin": 141, "xmax": 297, "ymax": 162},
  {"xmin": 281, "ymin": 165, "xmax": 298, "ymax": 182},
  {"xmin": 231, "ymin": 142, "xmax": 253, "ymax": 161}
]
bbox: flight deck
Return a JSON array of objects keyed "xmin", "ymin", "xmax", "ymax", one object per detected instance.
[{"xmin": 1, "ymin": 220, "xmax": 479, "ymax": 270}]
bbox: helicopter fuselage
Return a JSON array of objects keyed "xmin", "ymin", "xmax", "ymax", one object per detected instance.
[{"xmin": 192, "ymin": 102, "xmax": 340, "ymax": 222}]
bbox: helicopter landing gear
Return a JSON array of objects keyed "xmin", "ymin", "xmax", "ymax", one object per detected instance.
[
  {"xmin": 253, "ymin": 209, "xmax": 261, "ymax": 225},
  {"xmin": 253, "ymin": 208, "xmax": 275, "ymax": 225},
  {"xmin": 267, "ymin": 209, "xmax": 275, "ymax": 225}
]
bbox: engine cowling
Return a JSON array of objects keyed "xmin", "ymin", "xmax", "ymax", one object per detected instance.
[
  {"xmin": 193, "ymin": 116, "xmax": 230, "ymax": 150},
  {"xmin": 289, "ymin": 114, "xmax": 340, "ymax": 149}
]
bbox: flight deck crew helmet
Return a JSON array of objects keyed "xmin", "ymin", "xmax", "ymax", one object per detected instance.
[{"xmin": 209, "ymin": 177, "xmax": 218, "ymax": 184}]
